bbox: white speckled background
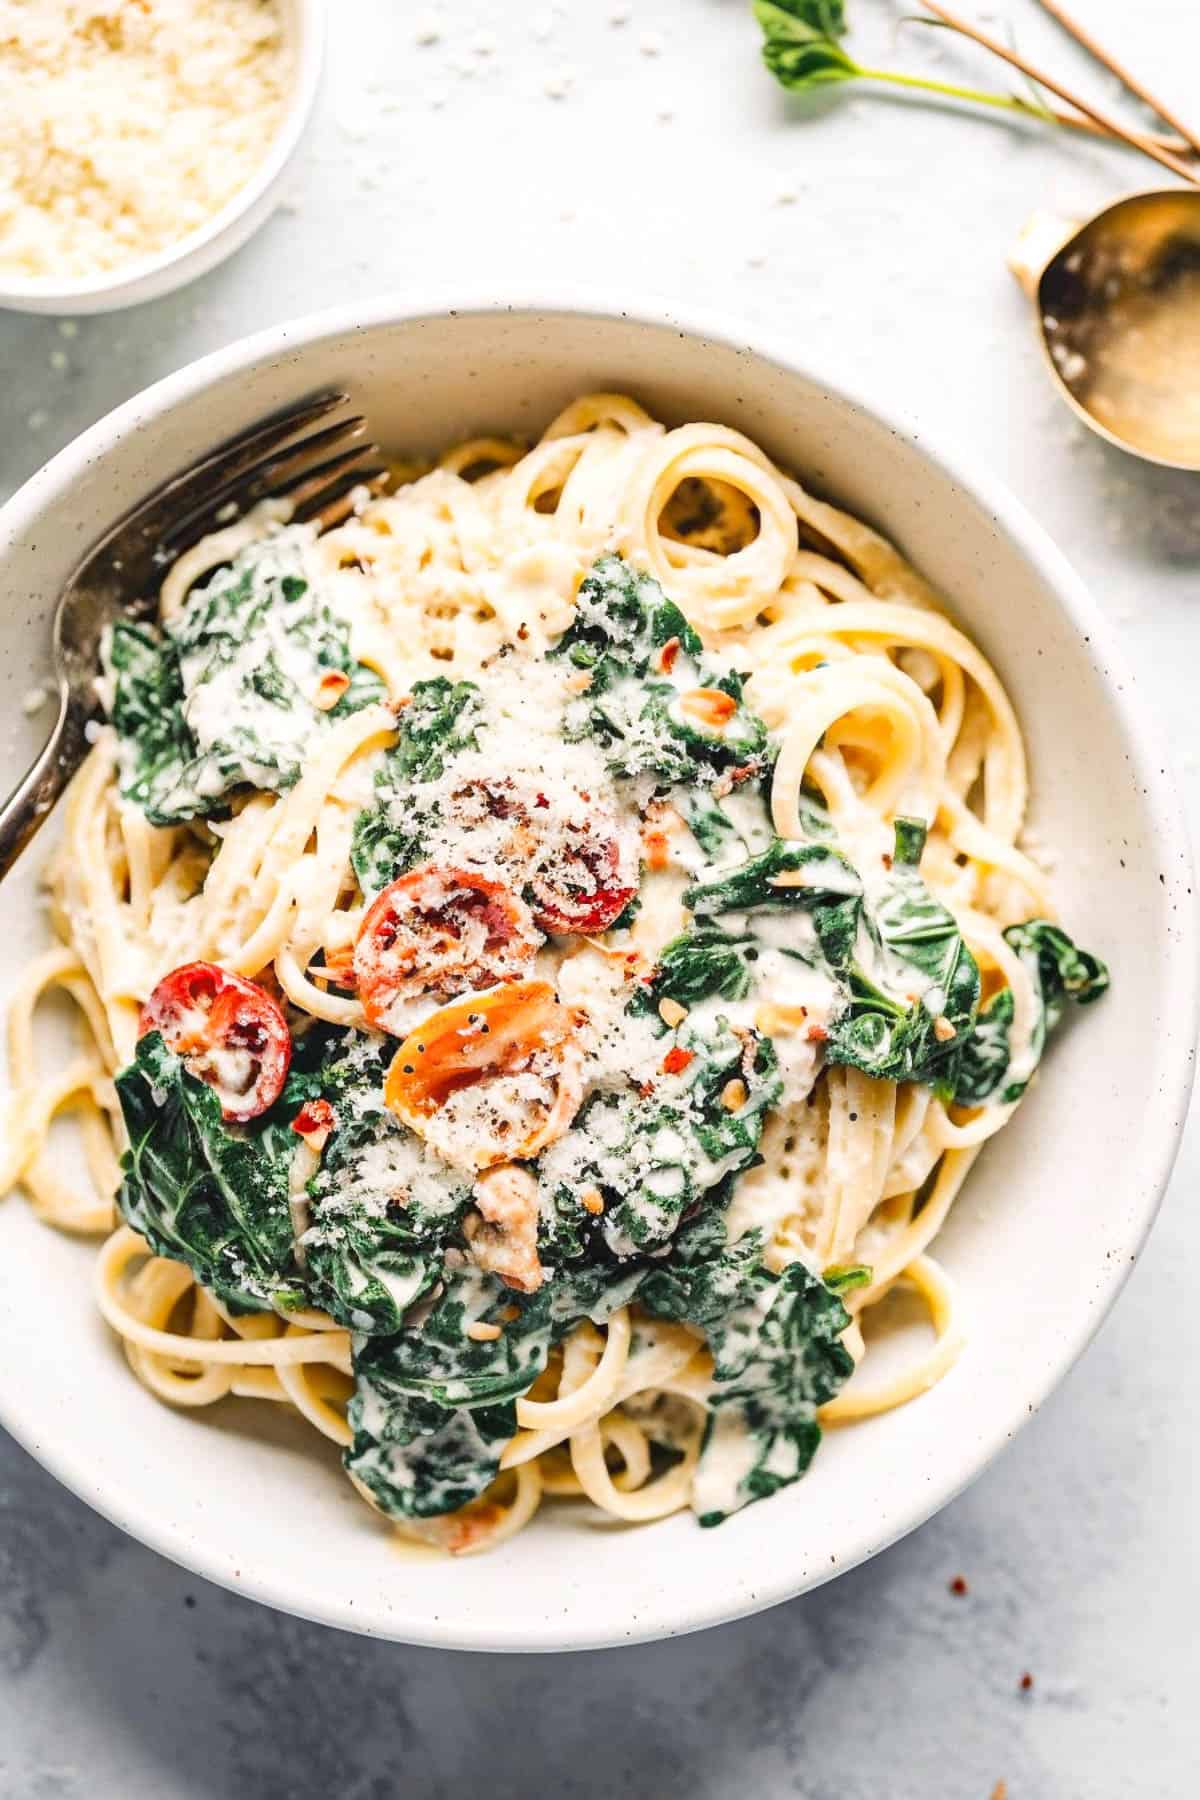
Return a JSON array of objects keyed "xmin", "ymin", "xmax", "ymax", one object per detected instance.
[{"xmin": 2, "ymin": 2, "xmax": 1198, "ymax": 1794}]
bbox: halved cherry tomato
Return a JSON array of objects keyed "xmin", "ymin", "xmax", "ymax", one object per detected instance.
[
  {"xmin": 384, "ymin": 979, "xmax": 582, "ymax": 1170},
  {"xmin": 138, "ymin": 962, "xmax": 291, "ymax": 1122},
  {"xmin": 354, "ymin": 864, "xmax": 539, "ymax": 1036},
  {"xmin": 530, "ymin": 826, "xmax": 636, "ymax": 936}
]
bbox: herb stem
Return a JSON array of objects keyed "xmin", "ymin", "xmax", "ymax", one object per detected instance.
[
  {"xmin": 854, "ymin": 66, "xmax": 1039, "ymax": 114},
  {"xmin": 856, "ymin": 67, "xmax": 1193, "ymax": 156}
]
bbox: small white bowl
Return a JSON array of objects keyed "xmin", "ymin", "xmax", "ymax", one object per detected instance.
[
  {"xmin": 0, "ymin": 294, "xmax": 1194, "ymax": 1650},
  {"xmin": 0, "ymin": 0, "xmax": 324, "ymax": 317}
]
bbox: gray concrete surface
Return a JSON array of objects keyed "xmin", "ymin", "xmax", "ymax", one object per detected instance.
[{"xmin": 1, "ymin": 3, "xmax": 1198, "ymax": 1794}]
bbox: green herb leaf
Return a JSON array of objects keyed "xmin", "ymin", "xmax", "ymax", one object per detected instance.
[
  {"xmin": 115, "ymin": 1032, "xmax": 301, "ymax": 1313},
  {"xmin": 106, "ymin": 531, "xmax": 385, "ymax": 826},
  {"xmin": 684, "ymin": 825, "xmax": 982, "ymax": 1091},
  {"xmin": 299, "ymin": 1034, "xmax": 471, "ymax": 1335},
  {"xmin": 642, "ymin": 1225, "xmax": 855, "ymax": 1523},
  {"xmin": 954, "ymin": 919, "xmax": 1109, "ymax": 1106},
  {"xmin": 554, "ymin": 555, "xmax": 768, "ymax": 783},
  {"xmin": 754, "ymin": 0, "xmax": 1065, "ymax": 124},
  {"xmin": 344, "ymin": 1393, "xmax": 515, "ymax": 1521},
  {"xmin": 349, "ymin": 676, "xmax": 485, "ymax": 894},
  {"xmin": 344, "ymin": 1262, "xmax": 644, "ymax": 1518},
  {"xmin": 648, "ymin": 927, "xmax": 760, "ymax": 1008}
]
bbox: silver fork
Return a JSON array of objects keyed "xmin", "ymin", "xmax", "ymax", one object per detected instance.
[{"xmin": 0, "ymin": 390, "xmax": 386, "ymax": 883}]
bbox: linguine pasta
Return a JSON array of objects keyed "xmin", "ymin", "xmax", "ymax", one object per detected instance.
[{"xmin": 0, "ymin": 394, "xmax": 1107, "ymax": 1554}]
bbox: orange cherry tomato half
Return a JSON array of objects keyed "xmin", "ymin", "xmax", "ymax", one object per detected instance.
[
  {"xmin": 529, "ymin": 826, "xmax": 636, "ymax": 937},
  {"xmin": 138, "ymin": 961, "xmax": 292, "ymax": 1122},
  {"xmin": 354, "ymin": 864, "xmax": 540, "ymax": 1036},
  {"xmin": 384, "ymin": 979, "xmax": 582, "ymax": 1170}
]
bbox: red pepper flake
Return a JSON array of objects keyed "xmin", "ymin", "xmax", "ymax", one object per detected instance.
[
  {"xmin": 1019, "ymin": 1671, "xmax": 1034, "ymax": 1693},
  {"xmin": 881, "ymin": 852, "xmax": 893, "ymax": 870},
  {"xmin": 637, "ymin": 1080, "xmax": 656, "ymax": 1100},
  {"xmin": 657, "ymin": 636, "xmax": 681, "ymax": 674},
  {"xmin": 806, "ymin": 1024, "xmax": 829, "ymax": 1043},
  {"xmin": 314, "ymin": 669, "xmax": 351, "ymax": 711},
  {"xmin": 729, "ymin": 762, "xmax": 758, "ymax": 786},
  {"xmin": 661, "ymin": 1046, "xmax": 694, "ymax": 1075},
  {"xmin": 949, "ymin": 1575, "xmax": 968, "ymax": 1597},
  {"xmin": 291, "ymin": 1097, "xmax": 336, "ymax": 1151}
]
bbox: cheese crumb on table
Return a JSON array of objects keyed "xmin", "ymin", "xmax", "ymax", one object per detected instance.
[{"xmin": 0, "ymin": 0, "xmax": 290, "ymax": 282}]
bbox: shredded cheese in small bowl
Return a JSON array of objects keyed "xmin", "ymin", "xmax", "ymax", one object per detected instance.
[{"xmin": 0, "ymin": 0, "xmax": 323, "ymax": 313}]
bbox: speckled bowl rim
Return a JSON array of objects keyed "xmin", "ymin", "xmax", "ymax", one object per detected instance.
[{"xmin": 0, "ymin": 290, "xmax": 1195, "ymax": 1651}]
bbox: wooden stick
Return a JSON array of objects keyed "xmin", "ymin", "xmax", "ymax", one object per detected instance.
[
  {"xmin": 920, "ymin": 1, "xmax": 1200, "ymax": 187},
  {"xmin": 1036, "ymin": 0, "xmax": 1200, "ymax": 157},
  {"xmin": 1047, "ymin": 107, "xmax": 1193, "ymax": 160}
]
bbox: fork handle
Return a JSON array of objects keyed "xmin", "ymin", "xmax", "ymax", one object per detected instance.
[{"xmin": 0, "ymin": 696, "xmax": 94, "ymax": 884}]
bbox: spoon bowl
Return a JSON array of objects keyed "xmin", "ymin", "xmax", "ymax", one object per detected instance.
[{"xmin": 1010, "ymin": 189, "xmax": 1200, "ymax": 471}]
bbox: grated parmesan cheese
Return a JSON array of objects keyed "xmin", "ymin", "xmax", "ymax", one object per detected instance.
[{"xmin": 0, "ymin": 0, "xmax": 291, "ymax": 280}]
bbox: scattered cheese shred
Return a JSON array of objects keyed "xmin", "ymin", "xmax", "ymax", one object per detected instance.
[{"xmin": 0, "ymin": 0, "xmax": 291, "ymax": 281}]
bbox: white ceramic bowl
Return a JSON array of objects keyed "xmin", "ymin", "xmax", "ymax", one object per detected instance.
[
  {"xmin": 0, "ymin": 0, "xmax": 324, "ymax": 317},
  {"xmin": 0, "ymin": 295, "xmax": 1194, "ymax": 1651}
]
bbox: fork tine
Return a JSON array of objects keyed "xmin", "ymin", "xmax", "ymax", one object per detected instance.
[
  {"xmin": 298, "ymin": 465, "xmax": 390, "ymax": 532},
  {"xmin": 138, "ymin": 390, "xmax": 351, "ymax": 540},
  {"xmin": 279, "ymin": 444, "xmax": 383, "ymax": 508},
  {"xmin": 156, "ymin": 416, "xmax": 367, "ymax": 554}
]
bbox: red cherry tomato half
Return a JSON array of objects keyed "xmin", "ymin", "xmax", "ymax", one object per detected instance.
[
  {"xmin": 354, "ymin": 864, "xmax": 540, "ymax": 1036},
  {"xmin": 138, "ymin": 962, "xmax": 292, "ymax": 1123},
  {"xmin": 530, "ymin": 828, "xmax": 637, "ymax": 936}
]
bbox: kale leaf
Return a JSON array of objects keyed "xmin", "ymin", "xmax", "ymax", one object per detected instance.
[
  {"xmin": 345, "ymin": 1393, "xmax": 515, "ymax": 1522},
  {"xmin": 648, "ymin": 927, "xmax": 760, "ymax": 1008},
  {"xmin": 538, "ymin": 1015, "xmax": 781, "ymax": 1261},
  {"xmin": 106, "ymin": 531, "xmax": 385, "ymax": 826},
  {"xmin": 954, "ymin": 918, "xmax": 1109, "ymax": 1106},
  {"xmin": 115, "ymin": 1032, "xmax": 301, "ymax": 1313},
  {"xmin": 349, "ymin": 676, "xmax": 485, "ymax": 894},
  {"xmin": 344, "ymin": 1261, "xmax": 643, "ymax": 1519},
  {"xmin": 298, "ymin": 1033, "xmax": 471, "ymax": 1335},
  {"xmin": 641, "ymin": 1224, "xmax": 855, "ymax": 1524},
  {"xmin": 684, "ymin": 821, "xmax": 982, "ymax": 1093},
  {"xmin": 953, "ymin": 987, "xmax": 1017, "ymax": 1106},
  {"xmin": 691, "ymin": 1260, "xmax": 854, "ymax": 1525},
  {"xmin": 685, "ymin": 837, "xmax": 864, "ymax": 967},
  {"xmin": 106, "ymin": 623, "xmax": 194, "ymax": 817},
  {"xmin": 553, "ymin": 555, "xmax": 767, "ymax": 781},
  {"xmin": 826, "ymin": 818, "xmax": 980, "ymax": 1093}
]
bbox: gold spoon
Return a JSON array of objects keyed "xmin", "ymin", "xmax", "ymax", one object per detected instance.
[{"xmin": 1009, "ymin": 190, "xmax": 1200, "ymax": 471}]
